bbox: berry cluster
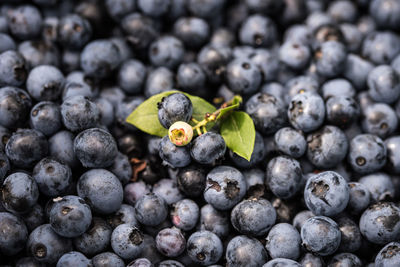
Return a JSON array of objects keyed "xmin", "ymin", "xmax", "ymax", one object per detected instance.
[{"xmin": 1, "ymin": 0, "xmax": 400, "ymax": 267}]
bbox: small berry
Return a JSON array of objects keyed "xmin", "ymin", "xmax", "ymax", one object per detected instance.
[{"xmin": 168, "ymin": 121, "xmax": 193, "ymax": 146}]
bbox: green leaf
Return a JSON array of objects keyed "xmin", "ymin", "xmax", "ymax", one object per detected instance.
[
  {"xmin": 125, "ymin": 90, "xmax": 216, "ymax": 137},
  {"xmin": 220, "ymin": 111, "xmax": 256, "ymax": 161}
]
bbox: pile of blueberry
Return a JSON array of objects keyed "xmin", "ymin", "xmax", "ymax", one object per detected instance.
[{"xmin": 1, "ymin": 0, "xmax": 400, "ymax": 266}]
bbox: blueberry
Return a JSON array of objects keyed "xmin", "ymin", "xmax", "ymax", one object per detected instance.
[
  {"xmin": 312, "ymin": 24, "xmax": 345, "ymax": 49},
  {"xmin": 328, "ymin": 252, "xmax": 362, "ymax": 267},
  {"xmin": 328, "ymin": 0, "xmax": 358, "ymax": 23},
  {"xmin": 177, "ymin": 63, "xmax": 206, "ymax": 93},
  {"xmin": 18, "ymin": 40, "xmax": 60, "ymax": 69},
  {"xmin": 135, "ymin": 193, "xmax": 168, "ymax": 226},
  {"xmin": 32, "ymin": 157, "xmax": 72, "ymax": 197},
  {"xmin": 49, "ymin": 195, "xmax": 92, "ymax": 238},
  {"xmin": 199, "ymin": 204, "xmax": 230, "ymax": 238},
  {"xmin": 144, "ymin": 67, "xmax": 175, "ymax": 97},
  {"xmin": 6, "ymin": 5, "xmax": 43, "ymax": 40},
  {"xmin": 340, "ymin": 23, "xmax": 363, "ymax": 53},
  {"xmin": 77, "ymin": 169, "xmax": 123, "ymax": 214},
  {"xmin": 74, "ymin": 128, "xmax": 118, "ymax": 168},
  {"xmin": 347, "ymin": 182, "xmax": 371, "ymax": 215},
  {"xmin": 0, "ymin": 33, "xmax": 16, "ymax": 53},
  {"xmin": 279, "ymin": 41, "xmax": 311, "ymax": 70},
  {"xmin": 30, "ymin": 101, "xmax": 62, "ymax": 136},
  {"xmin": 80, "ymin": 39, "xmax": 121, "ymax": 79},
  {"xmin": 153, "ymin": 178, "xmax": 184, "ymax": 205},
  {"xmin": 61, "ymin": 95, "xmax": 100, "ymax": 132},
  {"xmin": 19, "ymin": 203, "xmax": 45, "ymax": 232},
  {"xmin": 159, "ymin": 135, "xmax": 191, "ymax": 168},
  {"xmin": 204, "ymin": 166, "xmax": 246, "ymax": 210},
  {"xmin": 306, "ymin": 12, "xmax": 334, "ymax": 32},
  {"xmin": 375, "ymin": 241, "xmax": 400, "ymax": 267},
  {"xmin": 118, "ymin": 59, "xmax": 147, "ymax": 95},
  {"xmin": 368, "ymin": 65, "xmax": 400, "ymax": 104},
  {"xmin": 304, "ymin": 171, "xmax": 349, "ymax": 216},
  {"xmin": 149, "ymin": 36, "xmax": 184, "ymax": 69},
  {"xmin": 121, "ymin": 13, "xmax": 158, "ymax": 51},
  {"xmin": 124, "ymin": 181, "xmax": 151, "ymax": 206},
  {"xmin": 155, "ymin": 227, "xmax": 186, "ymax": 257},
  {"xmin": 115, "ymin": 96, "xmax": 144, "ymax": 129},
  {"xmin": 263, "ymin": 258, "xmax": 301, "ymax": 267},
  {"xmin": 0, "ymin": 212, "xmax": 28, "ymax": 255},
  {"xmin": 58, "ymin": 14, "xmax": 92, "ymax": 49},
  {"xmin": 27, "ymin": 224, "xmax": 72, "ymax": 264},
  {"xmin": 210, "ymin": 28, "xmax": 235, "ymax": 48},
  {"xmin": 306, "ymin": 125, "xmax": 349, "ymax": 169},
  {"xmin": 292, "ymin": 210, "xmax": 315, "ymax": 232},
  {"xmin": 245, "ymin": 93, "xmax": 287, "ymax": 135},
  {"xmin": 326, "ymin": 96, "xmax": 360, "ymax": 128},
  {"xmin": 239, "ymin": 14, "xmax": 277, "ymax": 47},
  {"xmin": 226, "ymin": 58, "xmax": 262, "ymax": 95},
  {"xmin": 301, "ymin": 216, "xmax": 341, "ymax": 256},
  {"xmin": 226, "ymin": 235, "xmax": 268, "ymax": 267},
  {"xmin": 321, "ymin": 78, "xmax": 356, "ymax": 100},
  {"xmin": 91, "ymin": 252, "xmax": 125, "ymax": 267},
  {"xmin": 336, "ymin": 215, "xmax": 362, "ymax": 253},
  {"xmin": 0, "ymin": 151, "xmax": 10, "ymax": 184},
  {"xmin": 177, "ymin": 165, "xmax": 206, "ymax": 198},
  {"xmin": 266, "ymin": 156, "xmax": 302, "ymax": 199},
  {"xmin": 315, "ymin": 41, "xmax": 347, "ymax": 78},
  {"xmin": 286, "ymin": 76, "xmax": 319, "ymax": 102},
  {"xmin": 158, "ymin": 93, "xmax": 193, "ymax": 129},
  {"xmin": 48, "ymin": 130, "xmax": 79, "ymax": 168},
  {"xmin": 95, "ymin": 98, "xmax": 114, "ymax": 127},
  {"xmin": 173, "ymin": 17, "xmax": 210, "ymax": 49},
  {"xmin": 62, "ymin": 71, "xmax": 98, "ymax": 101},
  {"xmin": 139, "ymin": 234, "xmax": 164, "ymax": 264},
  {"xmin": 362, "ymin": 31, "xmax": 400, "ymax": 65},
  {"xmin": 127, "ymin": 258, "xmax": 154, "ymax": 267},
  {"xmin": 299, "ymin": 253, "xmax": 324, "ymax": 267},
  {"xmin": 288, "ymin": 92, "xmax": 325, "ymax": 133},
  {"xmin": 348, "ymin": 134, "xmax": 387, "ymax": 174},
  {"xmin": 197, "ymin": 45, "xmax": 231, "ymax": 84},
  {"xmin": 111, "ymin": 224, "xmax": 144, "ymax": 260},
  {"xmin": 187, "ymin": 230, "xmax": 223, "ymax": 265},
  {"xmin": 73, "ymin": 217, "xmax": 112, "ymax": 256},
  {"xmin": 137, "ymin": 0, "xmax": 170, "ymax": 17},
  {"xmin": 359, "ymin": 202, "xmax": 400, "ymax": 244},
  {"xmin": 343, "ymin": 54, "xmax": 374, "ymax": 90},
  {"xmin": 0, "ymin": 86, "xmax": 32, "ymax": 129},
  {"xmin": 105, "ymin": 0, "xmax": 136, "ymax": 21},
  {"xmin": 370, "ymin": 0, "xmax": 400, "ymax": 30},
  {"xmin": 107, "ymin": 204, "xmax": 139, "ymax": 229},
  {"xmin": 0, "ymin": 50, "xmax": 27, "ymax": 87},
  {"xmin": 190, "ymin": 132, "xmax": 226, "ymax": 165},
  {"xmin": 56, "ymin": 251, "xmax": 91, "ymax": 267},
  {"xmin": 265, "ymin": 223, "xmax": 301, "ymax": 260},
  {"xmin": 170, "ymin": 198, "xmax": 199, "ymax": 231},
  {"xmin": 274, "ymin": 127, "xmax": 307, "ymax": 158},
  {"xmin": 1, "ymin": 172, "xmax": 39, "ymax": 214},
  {"xmin": 158, "ymin": 260, "xmax": 185, "ymax": 267},
  {"xmin": 243, "ymin": 168, "xmax": 266, "ymax": 198},
  {"xmin": 100, "ymin": 86, "xmax": 126, "ymax": 108},
  {"xmin": 250, "ymin": 49, "xmax": 280, "ymax": 82},
  {"xmin": 359, "ymin": 173, "xmax": 395, "ymax": 202}
]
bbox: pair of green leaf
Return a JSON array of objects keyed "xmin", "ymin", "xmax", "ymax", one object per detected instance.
[{"xmin": 126, "ymin": 90, "xmax": 256, "ymax": 161}]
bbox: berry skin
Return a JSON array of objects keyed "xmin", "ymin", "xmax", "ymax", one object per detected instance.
[
  {"xmin": 177, "ymin": 165, "xmax": 206, "ymax": 198},
  {"xmin": 149, "ymin": 35, "xmax": 184, "ymax": 69},
  {"xmin": 135, "ymin": 193, "xmax": 168, "ymax": 226},
  {"xmin": 265, "ymin": 223, "xmax": 301, "ymax": 260},
  {"xmin": 56, "ymin": 251, "xmax": 91, "ymax": 267},
  {"xmin": 91, "ymin": 252, "xmax": 125, "ymax": 267},
  {"xmin": 153, "ymin": 178, "xmax": 184, "ymax": 205},
  {"xmin": 274, "ymin": 127, "xmax": 306, "ymax": 158},
  {"xmin": 266, "ymin": 156, "xmax": 302, "ymax": 199},
  {"xmin": 226, "ymin": 235, "xmax": 269, "ymax": 267},
  {"xmin": 288, "ymin": 92, "xmax": 325, "ymax": 133},
  {"xmin": 0, "ymin": 151, "xmax": 10, "ymax": 184},
  {"xmin": 226, "ymin": 58, "xmax": 262, "ymax": 95},
  {"xmin": 27, "ymin": 224, "xmax": 72, "ymax": 264},
  {"xmin": 186, "ymin": 230, "xmax": 223, "ymax": 266},
  {"xmin": 0, "ymin": 50, "xmax": 27, "ymax": 87},
  {"xmin": 26, "ymin": 65, "xmax": 65, "ymax": 101},
  {"xmin": 30, "ymin": 101, "xmax": 62, "ymax": 137},
  {"xmin": 1, "ymin": 172, "xmax": 39, "ymax": 214},
  {"xmin": 347, "ymin": 182, "xmax": 371, "ymax": 215},
  {"xmin": 58, "ymin": 14, "xmax": 92, "ymax": 49},
  {"xmin": 6, "ymin": 5, "xmax": 43, "ymax": 40},
  {"xmin": 74, "ymin": 128, "xmax": 118, "ymax": 168},
  {"xmin": 336, "ymin": 215, "xmax": 362, "ymax": 253},
  {"xmin": 245, "ymin": 93, "xmax": 287, "ymax": 135},
  {"xmin": 239, "ymin": 14, "xmax": 277, "ymax": 48},
  {"xmin": 367, "ymin": 65, "xmax": 400, "ymax": 104},
  {"xmin": 0, "ymin": 86, "xmax": 32, "ymax": 129},
  {"xmin": 304, "ymin": 171, "xmax": 349, "ymax": 216},
  {"xmin": 155, "ymin": 227, "xmax": 186, "ymax": 257},
  {"xmin": 306, "ymin": 125, "xmax": 349, "ymax": 169},
  {"xmin": 190, "ymin": 132, "xmax": 226, "ymax": 165},
  {"xmin": 263, "ymin": 258, "xmax": 301, "ymax": 267},
  {"xmin": 328, "ymin": 253, "xmax": 362, "ymax": 267},
  {"xmin": 108, "ymin": 152, "xmax": 133, "ymax": 185},
  {"xmin": 77, "ymin": 169, "xmax": 123, "ymax": 215},
  {"xmin": 168, "ymin": 121, "xmax": 193, "ymax": 146},
  {"xmin": 359, "ymin": 202, "xmax": 400, "ymax": 245},
  {"xmin": 111, "ymin": 224, "xmax": 144, "ymax": 260},
  {"xmin": 0, "ymin": 212, "xmax": 28, "ymax": 256},
  {"xmin": 362, "ymin": 103, "xmax": 398, "ymax": 139},
  {"xmin": 204, "ymin": 166, "xmax": 246, "ymax": 211},
  {"xmin": 359, "ymin": 173, "xmax": 395, "ymax": 202},
  {"xmin": 347, "ymin": 134, "xmax": 387, "ymax": 174},
  {"xmin": 171, "ymin": 199, "xmax": 199, "ymax": 231},
  {"xmin": 385, "ymin": 136, "xmax": 400, "ymax": 174},
  {"xmin": 375, "ymin": 241, "xmax": 400, "ymax": 267},
  {"xmin": 158, "ymin": 93, "xmax": 193, "ymax": 129},
  {"xmin": 315, "ymin": 41, "xmax": 347, "ymax": 78},
  {"xmin": 326, "ymin": 96, "xmax": 360, "ymax": 129},
  {"xmin": 159, "ymin": 135, "xmax": 191, "ymax": 168},
  {"xmin": 231, "ymin": 198, "xmax": 276, "ymax": 237},
  {"xmin": 61, "ymin": 95, "xmax": 100, "ymax": 132},
  {"xmin": 49, "ymin": 195, "xmax": 92, "ymax": 238},
  {"xmin": 301, "ymin": 216, "xmax": 341, "ymax": 256},
  {"xmin": 49, "ymin": 130, "xmax": 79, "ymax": 169},
  {"xmin": 199, "ymin": 204, "xmax": 230, "ymax": 238},
  {"xmin": 118, "ymin": 59, "xmax": 147, "ymax": 95}
]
